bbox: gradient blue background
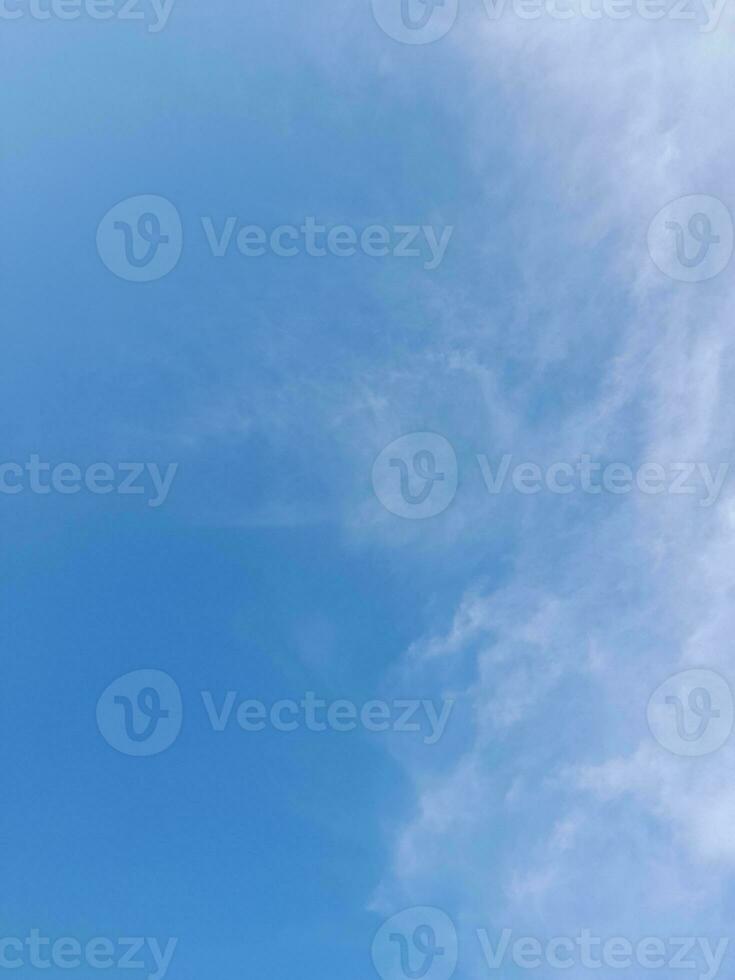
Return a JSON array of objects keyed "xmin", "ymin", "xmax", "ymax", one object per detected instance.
[{"xmin": 4, "ymin": 1, "xmax": 735, "ymax": 979}]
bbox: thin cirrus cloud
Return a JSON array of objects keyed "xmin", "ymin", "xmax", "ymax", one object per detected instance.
[{"xmin": 367, "ymin": 2, "xmax": 735, "ymax": 970}]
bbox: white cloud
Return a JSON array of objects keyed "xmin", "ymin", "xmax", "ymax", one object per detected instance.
[{"xmin": 371, "ymin": 0, "xmax": 735, "ymax": 953}]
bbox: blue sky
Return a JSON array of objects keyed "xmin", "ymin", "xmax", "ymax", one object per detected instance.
[{"xmin": 3, "ymin": 2, "xmax": 735, "ymax": 980}]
